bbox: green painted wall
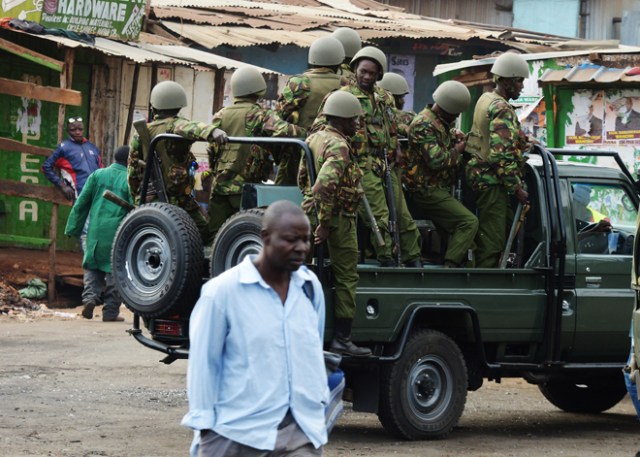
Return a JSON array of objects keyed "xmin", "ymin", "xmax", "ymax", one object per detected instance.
[{"xmin": 0, "ymin": 52, "xmax": 92, "ymax": 251}]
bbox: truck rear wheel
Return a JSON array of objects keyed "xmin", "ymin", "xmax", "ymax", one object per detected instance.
[
  {"xmin": 210, "ymin": 209, "xmax": 265, "ymax": 277},
  {"xmin": 378, "ymin": 329, "xmax": 467, "ymax": 440},
  {"xmin": 112, "ymin": 203, "xmax": 204, "ymax": 318},
  {"xmin": 538, "ymin": 375, "xmax": 627, "ymax": 413}
]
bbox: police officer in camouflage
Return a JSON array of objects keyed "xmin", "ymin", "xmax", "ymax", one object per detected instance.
[
  {"xmin": 408, "ymin": 80, "xmax": 479, "ymax": 267},
  {"xmin": 465, "ymin": 52, "xmax": 532, "ymax": 268},
  {"xmin": 377, "ymin": 71, "xmax": 423, "ymax": 267},
  {"xmin": 378, "ymin": 72, "xmax": 415, "ymax": 137},
  {"xmin": 275, "ymin": 36, "xmax": 348, "ymax": 185},
  {"xmin": 298, "ymin": 91, "xmax": 371, "ymax": 357},
  {"xmin": 128, "ymin": 81, "xmax": 227, "ymax": 245},
  {"xmin": 207, "ymin": 66, "xmax": 306, "ymax": 240},
  {"xmin": 331, "ymin": 27, "xmax": 361, "ymax": 83}
]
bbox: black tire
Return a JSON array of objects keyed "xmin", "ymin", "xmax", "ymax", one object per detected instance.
[
  {"xmin": 112, "ymin": 202, "xmax": 204, "ymax": 318},
  {"xmin": 538, "ymin": 375, "xmax": 627, "ymax": 413},
  {"xmin": 378, "ymin": 329, "xmax": 467, "ymax": 440},
  {"xmin": 210, "ymin": 208, "xmax": 265, "ymax": 277}
]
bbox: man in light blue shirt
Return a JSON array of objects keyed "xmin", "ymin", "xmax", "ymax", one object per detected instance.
[{"xmin": 182, "ymin": 200, "xmax": 329, "ymax": 456}]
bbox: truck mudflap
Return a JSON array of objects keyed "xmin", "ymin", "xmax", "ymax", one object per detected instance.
[{"xmin": 127, "ymin": 314, "xmax": 188, "ymax": 364}]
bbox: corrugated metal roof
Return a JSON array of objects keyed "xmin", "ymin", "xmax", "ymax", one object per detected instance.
[
  {"xmin": 149, "ymin": 0, "xmax": 620, "ymax": 53},
  {"xmin": 138, "ymin": 44, "xmax": 282, "ymax": 73},
  {"xmin": 539, "ymin": 65, "xmax": 640, "ymax": 84},
  {"xmin": 0, "ymin": 26, "xmax": 279, "ymax": 74},
  {"xmin": 433, "ymin": 47, "xmax": 640, "ymax": 76}
]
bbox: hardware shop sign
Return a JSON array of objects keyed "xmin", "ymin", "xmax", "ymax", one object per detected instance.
[{"xmin": 1, "ymin": 0, "xmax": 146, "ymax": 41}]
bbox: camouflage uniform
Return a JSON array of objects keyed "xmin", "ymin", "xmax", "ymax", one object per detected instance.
[
  {"xmin": 128, "ymin": 115, "xmax": 216, "ymax": 244},
  {"xmin": 408, "ymin": 106, "xmax": 478, "ymax": 266},
  {"xmin": 465, "ymin": 91, "xmax": 530, "ymax": 267},
  {"xmin": 207, "ymin": 97, "xmax": 306, "ymax": 238},
  {"xmin": 299, "ymin": 125, "xmax": 363, "ymax": 319},
  {"xmin": 337, "ymin": 63, "xmax": 356, "ymax": 84},
  {"xmin": 314, "ymin": 84, "xmax": 393, "ymax": 262},
  {"xmin": 275, "ymin": 68, "xmax": 346, "ymax": 185}
]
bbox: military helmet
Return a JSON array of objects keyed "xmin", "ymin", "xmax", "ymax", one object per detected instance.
[
  {"xmin": 433, "ymin": 80, "xmax": 471, "ymax": 114},
  {"xmin": 230, "ymin": 66, "xmax": 267, "ymax": 97},
  {"xmin": 350, "ymin": 46, "xmax": 387, "ymax": 80},
  {"xmin": 323, "ymin": 91, "xmax": 363, "ymax": 118},
  {"xmin": 331, "ymin": 27, "xmax": 361, "ymax": 59},
  {"xmin": 308, "ymin": 36, "xmax": 345, "ymax": 66},
  {"xmin": 150, "ymin": 81, "xmax": 188, "ymax": 110},
  {"xmin": 378, "ymin": 72, "xmax": 410, "ymax": 95},
  {"xmin": 491, "ymin": 52, "xmax": 529, "ymax": 78}
]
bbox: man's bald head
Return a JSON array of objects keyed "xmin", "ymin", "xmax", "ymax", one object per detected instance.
[{"xmin": 262, "ymin": 200, "xmax": 307, "ymax": 232}]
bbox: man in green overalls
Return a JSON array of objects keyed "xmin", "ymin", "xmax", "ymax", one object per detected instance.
[
  {"xmin": 408, "ymin": 80, "xmax": 478, "ymax": 267},
  {"xmin": 465, "ymin": 52, "xmax": 533, "ymax": 268}
]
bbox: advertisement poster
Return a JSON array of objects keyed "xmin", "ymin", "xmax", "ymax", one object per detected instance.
[
  {"xmin": 40, "ymin": 0, "xmax": 146, "ymax": 40},
  {"xmin": 388, "ymin": 54, "xmax": 415, "ymax": 112}
]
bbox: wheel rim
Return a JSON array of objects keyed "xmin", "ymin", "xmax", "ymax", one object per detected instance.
[
  {"xmin": 124, "ymin": 227, "xmax": 172, "ymax": 298},
  {"xmin": 223, "ymin": 231, "xmax": 262, "ymax": 270},
  {"xmin": 406, "ymin": 355, "xmax": 453, "ymax": 421}
]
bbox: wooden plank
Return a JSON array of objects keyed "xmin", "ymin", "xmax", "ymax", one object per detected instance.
[
  {"xmin": 0, "ymin": 137, "xmax": 51, "ymax": 157},
  {"xmin": 0, "ymin": 180, "xmax": 72, "ymax": 206},
  {"xmin": 0, "ymin": 37, "xmax": 63, "ymax": 72},
  {"xmin": 58, "ymin": 49, "xmax": 75, "ymax": 142},
  {"xmin": 0, "ymin": 77, "xmax": 82, "ymax": 106},
  {"xmin": 48, "ymin": 203, "xmax": 58, "ymax": 302}
]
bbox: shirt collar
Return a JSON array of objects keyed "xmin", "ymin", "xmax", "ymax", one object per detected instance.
[{"xmin": 238, "ymin": 256, "xmax": 314, "ymax": 290}]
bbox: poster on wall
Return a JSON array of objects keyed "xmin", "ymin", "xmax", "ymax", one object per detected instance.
[
  {"xmin": 563, "ymin": 88, "xmax": 640, "ymax": 177},
  {"xmin": 565, "ymin": 89, "xmax": 605, "ymax": 145},
  {"xmin": 388, "ymin": 54, "xmax": 415, "ymax": 112},
  {"xmin": 604, "ymin": 91, "xmax": 640, "ymax": 141}
]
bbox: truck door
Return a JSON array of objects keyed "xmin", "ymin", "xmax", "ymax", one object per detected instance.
[{"xmin": 570, "ymin": 180, "xmax": 637, "ymax": 362}]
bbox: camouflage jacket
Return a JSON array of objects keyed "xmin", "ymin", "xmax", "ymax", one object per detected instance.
[
  {"xmin": 276, "ymin": 68, "xmax": 348, "ymax": 129},
  {"xmin": 395, "ymin": 109, "xmax": 416, "ymax": 138},
  {"xmin": 407, "ymin": 106, "xmax": 460, "ymax": 191},
  {"xmin": 312, "ymin": 83, "xmax": 397, "ymax": 177},
  {"xmin": 466, "ymin": 92, "xmax": 529, "ymax": 193},
  {"xmin": 128, "ymin": 115, "xmax": 216, "ymax": 204},
  {"xmin": 299, "ymin": 125, "xmax": 363, "ymax": 225},
  {"xmin": 208, "ymin": 97, "xmax": 305, "ymax": 195},
  {"xmin": 337, "ymin": 63, "xmax": 356, "ymax": 84}
]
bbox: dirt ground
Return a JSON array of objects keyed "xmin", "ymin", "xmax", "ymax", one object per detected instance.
[{"xmin": 1, "ymin": 247, "xmax": 639, "ymax": 456}]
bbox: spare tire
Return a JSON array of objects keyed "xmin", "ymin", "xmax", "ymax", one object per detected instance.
[
  {"xmin": 210, "ymin": 208, "xmax": 265, "ymax": 277},
  {"xmin": 112, "ymin": 202, "xmax": 204, "ymax": 318}
]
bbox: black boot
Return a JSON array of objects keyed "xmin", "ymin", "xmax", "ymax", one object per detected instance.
[{"xmin": 331, "ymin": 318, "xmax": 372, "ymax": 357}]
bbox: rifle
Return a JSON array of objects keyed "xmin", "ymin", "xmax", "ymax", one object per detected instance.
[
  {"xmin": 499, "ymin": 201, "xmax": 530, "ymax": 268},
  {"xmin": 382, "ymin": 148, "xmax": 401, "ymax": 265},
  {"xmin": 103, "ymin": 190, "xmax": 135, "ymax": 212},
  {"xmin": 359, "ymin": 188, "xmax": 385, "ymax": 248},
  {"xmin": 133, "ymin": 119, "xmax": 168, "ymax": 204}
]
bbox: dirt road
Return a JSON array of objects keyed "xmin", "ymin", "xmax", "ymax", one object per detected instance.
[{"xmin": 1, "ymin": 309, "xmax": 639, "ymax": 457}]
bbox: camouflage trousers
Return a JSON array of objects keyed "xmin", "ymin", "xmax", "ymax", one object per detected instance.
[
  {"xmin": 312, "ymin": 213, "xmax": 359, "ymax": 320},
  {"xmin": 274, "ymin": 147, "xmax": 301, "ymax": 186},
  {"xmin": 358, "ymin": 168, "xmax": 393, "ymax": 262},
  {"xmin": 473, "ymin": 185, "xmax": 514, "ymax": 268},
  {"xmin": 409, "ymin": 186, "xmax": 478, "ymax": 266}
]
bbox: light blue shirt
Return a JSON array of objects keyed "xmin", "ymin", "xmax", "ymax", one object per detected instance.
[{"xmin": 181, "ymin": 256, "xmax": 329, "ymax": 451}]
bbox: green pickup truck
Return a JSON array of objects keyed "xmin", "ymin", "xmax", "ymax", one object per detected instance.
[{"xmin": 113, "ymin": 136, "xmax": 640, "ymax": 440}]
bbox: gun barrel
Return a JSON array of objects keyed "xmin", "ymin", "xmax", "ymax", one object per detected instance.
[{"xmin": 103, "ymin": 190, "xmax": 135, "ymax": 212}]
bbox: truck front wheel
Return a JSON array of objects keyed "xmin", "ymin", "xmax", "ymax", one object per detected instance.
[
  {"xmin": 538, "ymin": 375, "xmax": 627, "ymax": 413},
  {"xmin": 378, "ymin": 329, "xmax": 467, "ymax": 440}
]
